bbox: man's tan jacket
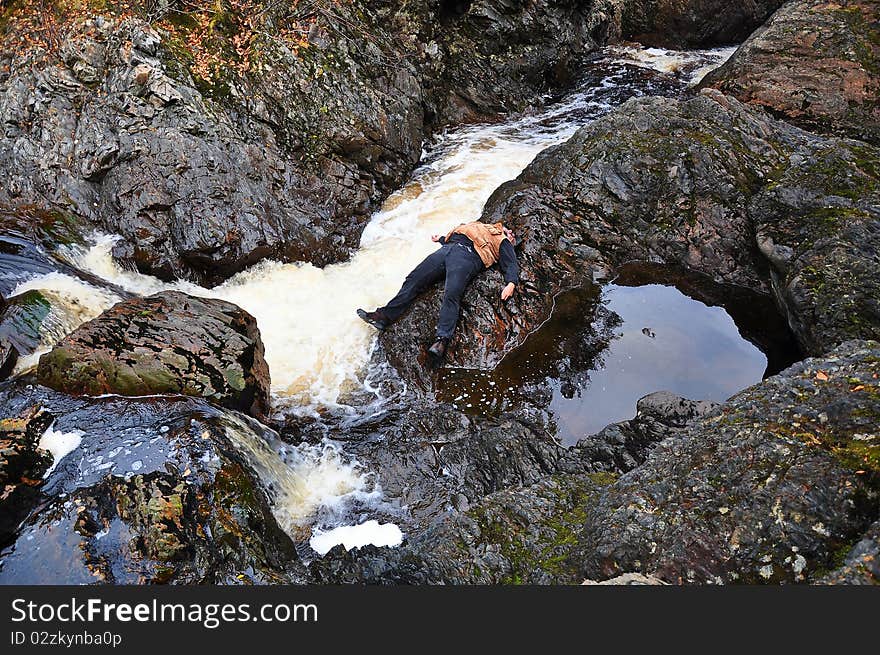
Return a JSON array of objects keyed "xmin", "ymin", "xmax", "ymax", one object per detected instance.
[{"xmin": 445, "ymin": 221, "xmax": 507, "ymax": 268}]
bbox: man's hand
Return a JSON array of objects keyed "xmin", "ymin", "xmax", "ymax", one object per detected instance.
[
  {"xmin": 501, "ymin": 282, "xmax": 516, "ymax": 301},
  {"xmin": 431, "ymin": 234, "xmax": 442, "ymax": 242}
]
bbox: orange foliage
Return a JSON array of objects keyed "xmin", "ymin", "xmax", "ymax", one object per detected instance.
[
  {"xmin": 155, "ymin": 1, "xmax": 319, "ymax": 82},
  {"xmin": 0, "ymin": 0, "xmax": 329, "ymax": 83}
]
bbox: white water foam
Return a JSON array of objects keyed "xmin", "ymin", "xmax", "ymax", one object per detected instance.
[
  {"xmin": 9, "ymin": 272, "xmax": 121, "ymax": 375},
  {"xmin": 53, "ymin": 124, "xmax": 563, "ymax": 415},
  {"xmin": 309, "ymin": 520, "xmax": 403, "ymax": 555},
  {"xmin": 38, "ymin": 425, "xmax": 84, "ymax": 477},
  {"xmin": 221, "ymin": 414, "xmax": 381, "ymax": 534},
  {"xmin": 607, "ymin": 44, "xmax": 738, "ymax": 85}
]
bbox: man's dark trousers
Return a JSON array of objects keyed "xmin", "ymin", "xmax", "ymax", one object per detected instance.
[{"xmin": 378, "ymin": 241, "xmax": 484, "ymax": 339}]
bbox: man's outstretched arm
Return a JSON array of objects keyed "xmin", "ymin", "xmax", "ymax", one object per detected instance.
[{"xmin": 499, "ymin": 239, "xmax": 519, "ymax": 300}]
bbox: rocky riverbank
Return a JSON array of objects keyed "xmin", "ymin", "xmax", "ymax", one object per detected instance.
[
  {"xmin": 336, "ymin": 0, "xmax": 880, "ymax": 584},
  {"xmin": 313, "ymin": 340, "xmax": 879, "ymax": 584},
  {"xmin": 0, "ymin": 0, "xmax": 621, "ymax": 284},
  {"xmin": 0, "ymin": 1, "xmax": 878, "ymax": 585}
]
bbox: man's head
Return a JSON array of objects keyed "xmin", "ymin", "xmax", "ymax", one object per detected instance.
[{"xmin": 502, "ymin": 226, "xmax": 516, "ymax": 245}]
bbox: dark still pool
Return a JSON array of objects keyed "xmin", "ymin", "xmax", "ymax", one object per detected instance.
[{"xmin": 437, "ymin": 270, "xmax": 801, "ymax": 446}]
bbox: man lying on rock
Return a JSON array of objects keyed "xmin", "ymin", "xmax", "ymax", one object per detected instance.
[{"xmin": 357, "ymin": 220, "xmax": 519, "ymax": 359}]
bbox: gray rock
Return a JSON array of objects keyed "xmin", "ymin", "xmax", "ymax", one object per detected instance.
[
  {"xmin": 0, "ymin": 291, "xmax": 52, "ymax": 380},
  {"xmin": 621, "ymin": 0, "xmax": 784, "ymax": 47},
  {"xmin": 310, "ymin": 473, "xmax": 612, "ymax": 584},
  {"xmin": 573, "ymin": 391, "xmax": 718, "ymax": 474},
  {"xmin": 380, "ymin": 90, "xmax": 875, "ymax": 390},
  {"xmin": 36, "ymin": 291, "xmax": 270, "ymax": 418},
  {"xmin": 578, "ymin": 340, "xmax": 880, "ymax": 584},
  {"xmin": 0, "ymin": 2, "xmax": 621, "ymax": 284}
]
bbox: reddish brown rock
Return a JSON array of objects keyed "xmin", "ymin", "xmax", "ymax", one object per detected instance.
[{"xmin": 702, "ymin": 0, "xmax": 880, "ymax": 144}]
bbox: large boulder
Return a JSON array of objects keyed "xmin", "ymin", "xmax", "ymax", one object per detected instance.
[
  {"xmin": 36, "ymin": 291, "xmax": 271, "ymax": 417},
  {"xmin": 380, "ymin": 91, "xmax": 879, "ymax": 389},
  {"xmin": 0, "ymin": 382, "xmax": 302, "ymax": 583},
  {"xmin": 621, "ymin": 0, "xmax": 784, "ymax": 47},
  {"xmin": 0, "ymin": 1, "xmax": 620, "ymax": 283},
  {"xmin": 702, "ymin": 0, "xmax": 880, "ymax": 145},
  {"xmin": 313, "ymin": 340, "xmax": 880, "ymax": 584},
  {"xmin": 577, "ymin": 339, "xmax": 880, "ymax": 584}
]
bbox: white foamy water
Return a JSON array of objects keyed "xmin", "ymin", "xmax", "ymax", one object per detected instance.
[
  {"xmin": 13, "ymin": 45, "xmax": 736, "ymax": 419},
  {"xmin": 38, "ymin": 425, "xmax": 83, "ymax": 477},
  {"xmin": 55, "ymin": 125, "xmax": 577, "ymax": 415},
  {"xmin": 9, "ymin": 272, "xmax": 121, "ymax": 375},
  {"xmin": 221, "ymin": 414, "xmax": 381, "ymax": 535},
  {"xmin": 309, "ymin": 520, "xmax": 403, "ymax": 556},
  {"xmin": 607, "ymin": 44, "xmax": 738, "ymax": 85}
]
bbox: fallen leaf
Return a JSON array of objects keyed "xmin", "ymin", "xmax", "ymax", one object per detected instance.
[
  {"xmin": 852, "ymin": 385, "xmax": 865, "ymax": 392},
  {"xmin": 815, "ymin": 371, "xmax": 829, "ymax": 381}
]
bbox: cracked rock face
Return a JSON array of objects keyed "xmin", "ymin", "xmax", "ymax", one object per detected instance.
[
  {"xmin": 620, "ymin": 0, "xmax": 784, "ymax": 47},
  {"xmin": 0, "ymin": 2, "xmax": 622, "ymax": 284},
  {"xmin": 702, "ymin": 0, "xmax": 880, "ymax": 145},
  {"xmin": 36, "ymin": 291, "xmax": 270, "ymax": 418}
]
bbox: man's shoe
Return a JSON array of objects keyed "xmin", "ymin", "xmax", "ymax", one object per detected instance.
[
  {"xmin": 428, "ymin": 337, "xmax": 449, "ymax": 359},
  {"xmin": 357, "ymin": 308, "xmax": 388, "ymax": 330}
]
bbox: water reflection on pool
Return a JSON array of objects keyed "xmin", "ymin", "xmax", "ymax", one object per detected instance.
[
  {"xmin": 551, "ymin": 283, "xmax": 767, "ymax": 443},
  {"xmin": 437, "ymin": 274, "xmax": 800, "ymax": 446}
]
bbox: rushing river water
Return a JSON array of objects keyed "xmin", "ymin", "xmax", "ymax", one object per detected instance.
[{"xmin": 7, "ymin": 44, "xmax": 753, "ymax": 552}]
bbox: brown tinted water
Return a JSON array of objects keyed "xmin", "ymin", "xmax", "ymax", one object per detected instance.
[{"xmin": 437, "ymin": 266, "xmax": 801, "ymax": 446}]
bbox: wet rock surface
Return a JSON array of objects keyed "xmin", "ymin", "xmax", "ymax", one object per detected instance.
[
  {"xmin": 621, "ymin": 0, "xmax": 784, "ymax": 47},
  {"xmin": 702, "ymin": 0, "xmax": 880, "ymax": 145},
  {"xmin": 0, "ymin": 1, "xmax": 621, "ymax": 283},
  {"xmin": 0, "ymin": 207, "xmax": 113, "ymax": 296},
  {"xmin": 379, "ymin": 90, "xmax": 878, "ymax": 390},
  {"xmin": 0, "ymin": 381, "xmax": 302, "ymax": 583},
  {"xmin": 311, "ymin": 472, "xmax": 608, "ymax": 584},
  {"xmin": 0, "ymin": 291, "xmax": 53, "ymax": 380},
  {"xmin": 310, "ymin": 394, "xmax": 584, "ymax": 533},
  {"xmin": 0, "ymin": 401, "xmax": 53, "ymax": 548},
  {"xmin": 314, "ymin": 340, "xmax": 880, "ymax": 584},
  {"xmin": 572, "ymin": 391, "xmax": 718, "ymax": 474},
  {"xmin": 37, "ymin": 291, "xmax": 270, "ymax": 417}
]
